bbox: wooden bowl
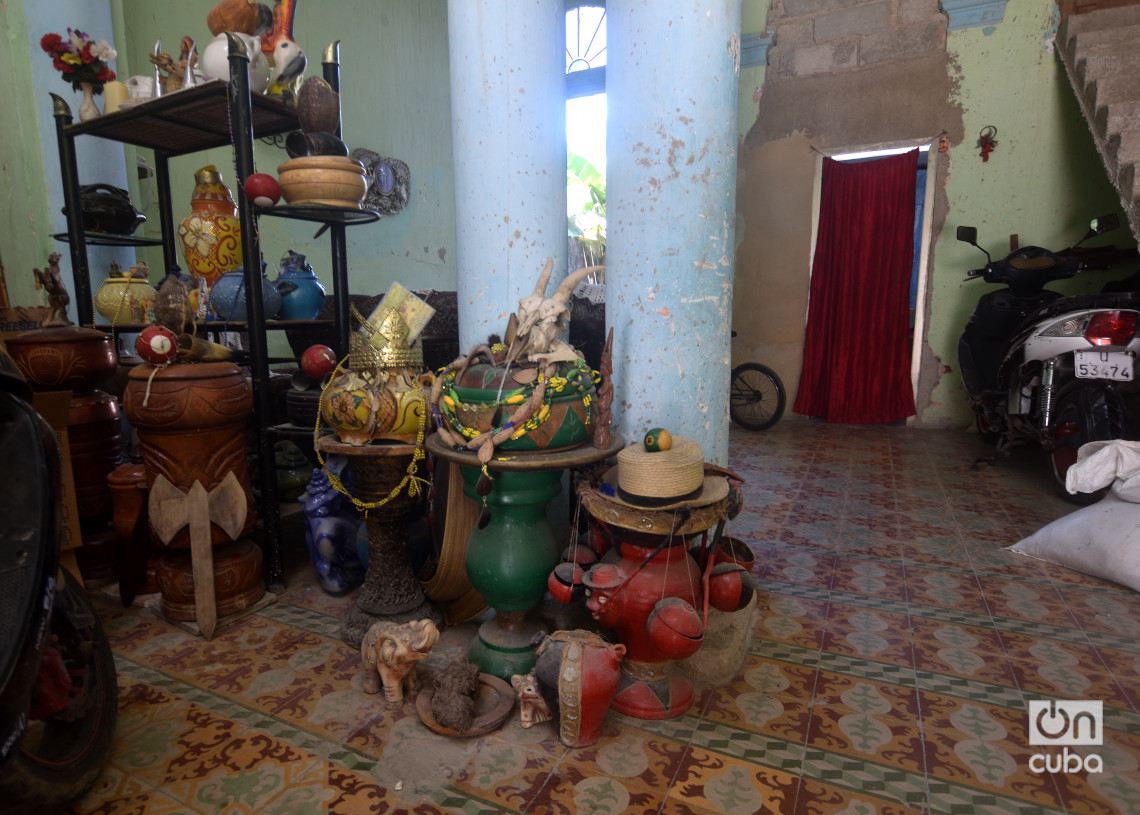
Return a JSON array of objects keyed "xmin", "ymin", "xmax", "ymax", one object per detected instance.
[{"xmin": 277, "ymin": 156, "xmax": 367, "ymax": 207}]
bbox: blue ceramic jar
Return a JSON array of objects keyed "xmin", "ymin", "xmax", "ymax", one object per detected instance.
[
  {"xmin": 274, "ymin": 251, "xmax": 327, "ymax": 320},
  {"xmin": 209, "ymin": 265, "xmax": 282, "ymax": 322}
]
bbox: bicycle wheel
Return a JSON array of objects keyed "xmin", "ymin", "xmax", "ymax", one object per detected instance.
[{"xmin": 729, "ymin": 363, "xmax": 786, "ymax": 431}]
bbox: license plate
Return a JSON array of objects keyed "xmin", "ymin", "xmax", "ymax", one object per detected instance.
[{"xmin": 1075, "ymin": 350, "xmax": 1134, "ymax": 381}]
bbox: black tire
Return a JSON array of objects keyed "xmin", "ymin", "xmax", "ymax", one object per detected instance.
[
  {"xmin": 730, "ymin": 363, "xmax": 786, "ymax": 431},
  {"xmin": 0, "ymin": 568, "xmax": 118, "ymax": 814},
  {"xmin": 1046, "ymin": 383, "xmax": 1126, "ymax": 506}
]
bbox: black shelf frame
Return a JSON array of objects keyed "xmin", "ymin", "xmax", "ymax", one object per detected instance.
[{"xmin": 50, "ymin": 36, "xmax": 370, "ymax": 590}]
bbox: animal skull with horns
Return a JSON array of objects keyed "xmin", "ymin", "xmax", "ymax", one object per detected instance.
[{"xmin": 504, "ymin": 260, "xmax": 602, "ymax": 366}]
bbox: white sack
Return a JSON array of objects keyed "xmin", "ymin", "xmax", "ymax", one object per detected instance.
[
  {"xmin": 1009, "ymin": 486, "xmax": 1140, "ymax": 593},
  {"xmin": 1065, "ymin": 440, "xmax": 1140, "ymax": 501}
]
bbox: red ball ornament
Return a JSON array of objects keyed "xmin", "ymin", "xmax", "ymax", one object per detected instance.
[
  {"xmin": 243, "ymin": 173, "xmax": 281, "ymax": 208},
  {"xmin": 300, "ymin": 344, "xmax": 337, "ymax": 378},
  {"xmin": 135, "ymin": 325, "xmax": 178, "ymax": 365},
  {"xmin": 646, "ymin": 597, "xmax": 704, "ymax": 660}
]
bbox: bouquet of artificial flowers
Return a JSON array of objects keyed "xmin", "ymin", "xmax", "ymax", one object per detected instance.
[{"xmin": 40, "ymin": 29, "xmax": 117, "ymax": 94}]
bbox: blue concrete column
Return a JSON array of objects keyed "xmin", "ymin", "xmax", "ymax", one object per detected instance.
[
  {"xmin": 447, "ymin": 0, "xmax": 568, "ymax": 350},
  {"xmin": 607, "ymin": 0, "xmax": 742, "ymax": 465}
]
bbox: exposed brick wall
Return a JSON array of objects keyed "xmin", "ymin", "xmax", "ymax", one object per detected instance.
[{"xmin": 766, "ymin": 0, "xmax": 947, "ymax": 81}]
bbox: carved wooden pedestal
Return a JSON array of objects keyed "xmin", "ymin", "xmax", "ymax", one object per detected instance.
[
  {"xmin": 122, "ymin": 362, "xmax": 264, "ymax": 631},
  {"xmin": 316, "ymin": 436, "xmax": 441, "ymax": 648}
]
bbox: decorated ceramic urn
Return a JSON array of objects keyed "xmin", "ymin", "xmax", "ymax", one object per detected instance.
[
  {"xmin": 178, "ymin": 165, "xmax": 242, "ymax": 291},
  {"xmin": 320, "ymin": 303, "xmax": 432, "ymax": 446}
]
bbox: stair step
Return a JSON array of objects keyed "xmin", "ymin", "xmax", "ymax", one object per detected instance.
[
  {"xmin": 1112, "ymin": 130, "xmax": 1140, "ymax": 203},
  {"xmin": 1075, "ymin": 46, "xmax": 1140, "ymax": 90},
  {"xmin": 1090, "ymin": 73, "xmax": 1140, "ymax": 111},
  {"xmin": 1061, "ymin": 4, "xmax": 1140, "ymax": 41},
  {"xmin": 1097, "ymin": 100, "xmax": 1140, "ymax": 141}
]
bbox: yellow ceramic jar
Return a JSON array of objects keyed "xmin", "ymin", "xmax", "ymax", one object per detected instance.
[{"xmin": 94, "ymin": 265, "xmax": 156, "ymax": 325}]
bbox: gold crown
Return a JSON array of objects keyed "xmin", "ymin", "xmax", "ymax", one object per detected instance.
[{"xmin": 350, "ymin": 307, "xmax": 422, "ymax": 370}]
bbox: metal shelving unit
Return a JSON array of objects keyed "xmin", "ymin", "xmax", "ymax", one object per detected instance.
[{"xmin": 51, "ymin": 36, "xmax": 376, "ymax": 588}]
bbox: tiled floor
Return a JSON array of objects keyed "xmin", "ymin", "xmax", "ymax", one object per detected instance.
[{"xmin": 64, "ymin": 418, "xmax": 1140, "ymax": 814}]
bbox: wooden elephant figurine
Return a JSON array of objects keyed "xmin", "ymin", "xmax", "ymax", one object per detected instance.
[{"xmin": 360, "ymin": 618, "xmax": 440, "ymax": 707}]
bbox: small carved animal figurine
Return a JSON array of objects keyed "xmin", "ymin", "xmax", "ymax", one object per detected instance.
[
  {"xmin": 33, "ymin": 252, "xmax": 71, "ymax": 325},
  {"xmin": 360, "ymin": 618, "xmax": 440, "ymax": 707},
  {"xmin": 430, "ymin": 658, "xmax": 481, "ymax": 733},
  {"xmin": 510, "ymin": 671, "xmax": 552, "ymax": 729}
]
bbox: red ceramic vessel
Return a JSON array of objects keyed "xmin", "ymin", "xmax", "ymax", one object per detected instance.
[{"xmin": 534, "ymin": 630, "xmax": 626, "ymax": 747}]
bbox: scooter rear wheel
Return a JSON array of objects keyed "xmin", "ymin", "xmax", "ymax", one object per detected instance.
[
  {"xmin": 1046, "ymin": 382, "xmax": 1125, "ymax": 506},
  {"xmin": 0, "ymin": 567, "xmax": 118, "ymax": 814}
]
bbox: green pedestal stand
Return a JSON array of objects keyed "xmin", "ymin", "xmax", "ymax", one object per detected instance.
[{"xmin": 427, "ymin": 433, "xmax": 624, "ymax": 680}]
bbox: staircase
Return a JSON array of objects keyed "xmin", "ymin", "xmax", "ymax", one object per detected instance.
[{"xmin": 1057, "ymin": 4, "xmax": 1140, "ymax": 243}]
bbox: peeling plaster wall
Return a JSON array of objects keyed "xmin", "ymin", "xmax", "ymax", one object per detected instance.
[{"xmin": 736, "ymin": 0, "xmax": 1130, "ymax": 429}]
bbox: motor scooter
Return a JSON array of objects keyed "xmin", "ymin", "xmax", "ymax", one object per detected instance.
[
  {"xmin": 957, "ymin": 214, "xmax": 1140, "ymax": 504},
  {"xmin": 0, "ymin": 347, "xmax": 117, "ymax": 813}
]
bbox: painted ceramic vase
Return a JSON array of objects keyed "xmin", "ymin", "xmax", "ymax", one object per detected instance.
[
  {"xmin": 534, "ymin": 630, "xmax": 626, "ymax": 747},
  {"xmin": 299, "ymin": 455, "xmax": 365, "ymax": 596},
  {"xmin": 443, "ymin": 359, "xmax": 596, "ymax": 452},
  {"xmin": 208, "ymin": 267, "xmax": 282, "ymax": 322},
  {"xmin": 178, "ymin": 165, "xmax": 243, "ymax": 291},
  {"xmin": 93, "ymin": 266, "xmax": 156, "ymax": 325},
  {"xmin": 274, "ymin": 250, "xmax": 326, "ymax": 320},
  {"xmin": 320, "ymin": 367, "xmax": 430, "ymax": 446}
]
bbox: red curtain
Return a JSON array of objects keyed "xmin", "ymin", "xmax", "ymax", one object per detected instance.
[{"xmin": 793, "ymin": 150, "xmax": 919, "ymax": 424}]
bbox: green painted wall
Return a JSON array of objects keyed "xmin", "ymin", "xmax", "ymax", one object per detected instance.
[
  {"xmin": 924, "ymin": 2, "xmax": 1132, "ymax": 427},
  {"xmin": 0, "ymin": 0, "xmax": 56, "ymax": 311},
  {"xmin": 114, "ymin": 0, "xmax": 456, "ymax": 303},
  {"xmin": 0, "ymin": 0, "xmax": 455, "ymax": 348}
]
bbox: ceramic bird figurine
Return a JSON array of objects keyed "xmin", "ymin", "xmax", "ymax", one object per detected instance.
[
  {"xmin": 268, "ymin": 37, "xmax": 306, "ymax": 100},
  {"xmin": 263, "ymin": 0, "xmax": 306, "ymax": 101}
]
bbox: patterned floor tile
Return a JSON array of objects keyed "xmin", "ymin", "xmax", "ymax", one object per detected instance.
[
  {"xmin": 56, "ymin": 422, "xmax": 1140, "ymax": 815},
  {"xmin": 668, "ymin": 748, "xmax": 801, "ymax": 815},
  {"xmin": 64, "ymin": 762, "xmax": 210, "ymax": 815},
  {"xmin": 812, "ymin": 669, "xmax": 921, "ymax": 726},
  {"xmin": 923, "ymin": 722, "xmax": 1067, "ymax": 812},
  {"xmin": 791, "ymin": 777, "xmax": 927, "ymax": 815},
  {"xmin": 830, "ymin": 557, "xmax": 908, "ymax": 600}
]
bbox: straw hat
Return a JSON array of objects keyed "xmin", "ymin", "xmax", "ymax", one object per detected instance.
[{"xmin": 598, "ymin": 435, "xmax": 729, "ymax": 511}]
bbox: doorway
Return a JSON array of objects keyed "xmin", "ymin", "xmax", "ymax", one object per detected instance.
[{"xmin": 803, "ymin": 141, "xmax": 938, "ymax": 424}]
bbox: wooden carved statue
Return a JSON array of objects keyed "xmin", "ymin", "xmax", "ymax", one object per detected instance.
[
  {"xmin": 510, "ymin": 671, "xmax": 552, "ymax": 729},
  {"xmin": 33, "ymin": 253, "xmax": 71, "ymax": 325},
  {"xmin": 360, "ymin": 618, "xmax": 440, "ymax": 707}
]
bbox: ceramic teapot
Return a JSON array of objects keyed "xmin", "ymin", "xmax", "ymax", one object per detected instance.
[
  {"xmin": 61, "ymin": 184, "xmax": 146, "ymax": 235},
  {"xmin": 201, "ymin": 32, "xmax": 270, "ymax": 92},
  {"xmin": 273, "ymin": 251, "xmax": 327, "ymax": 320}
]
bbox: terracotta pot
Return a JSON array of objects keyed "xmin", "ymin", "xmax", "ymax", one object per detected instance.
[
  {"xmin": 67, "ymin": 389, "xmax": 124, "ymax": 522},
  {"xmin": 122, "ymin": 362, "xmax": 257, "ymax": 548},
  {"xmin": 6, "ymin": 326, "xmax": 117, "ymax": 392},
  {"xmin": 276, "ymin": 156, "xmax": 367, "ymax": 207}
]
